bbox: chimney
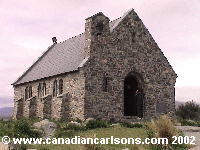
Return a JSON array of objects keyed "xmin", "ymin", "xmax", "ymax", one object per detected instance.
[{"xmin": 52, "ymin": 37, "xmax": 57, "ymax": 44}]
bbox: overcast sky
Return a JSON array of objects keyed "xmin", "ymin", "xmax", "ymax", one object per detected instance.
[{"xmin": 0, "ymin": 0, "xmax": 199, "ymax": 108}]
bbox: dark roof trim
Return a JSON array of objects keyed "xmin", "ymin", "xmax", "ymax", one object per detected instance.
[{"xmin": 13, "ymin": 69, "xmax": 80, "ymax": 87}]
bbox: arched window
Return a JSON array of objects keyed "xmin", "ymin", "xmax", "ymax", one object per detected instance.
[
  {"xmin": 59, "ymin": 79, "xmax": 63, "ymax": 95},
  {"xmin": 53, "ymin": 80, "xmax": 57, "ymax": 97},
  {"xmin": 38, "ymin": 83, "xmax": 42, "ymax": 98},
  {"xmin": 96, "ymin": 22, "xmax": 104, "ymax": 33},
  {"xmin": 25, "ymin": 87, "xmax": 28, "ymax": 100},
  {"xmin": 43, "ymin": 82, "xmax": 46, "ymax": 96},
  {"xmin": 103, "ymin": 76, "xmax": 108, "ymax": 92},
  {"xmin": 29, "ymin": 86, "xmax": 32, "ymax": 98}
]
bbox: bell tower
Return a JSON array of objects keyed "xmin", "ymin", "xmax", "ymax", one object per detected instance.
[{"xmin": 84, "ymin": 12, "xmax": 110, "ymax": 57}]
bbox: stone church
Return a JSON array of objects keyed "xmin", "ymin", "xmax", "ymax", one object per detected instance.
[{"xmin": 12, "ymin": 9, "xmax": 177, "ymax": 122}]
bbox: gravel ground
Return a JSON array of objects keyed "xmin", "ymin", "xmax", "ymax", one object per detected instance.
[{"xmin": 176, "ymin": 126, "xmax": 200, "ymax": 150}]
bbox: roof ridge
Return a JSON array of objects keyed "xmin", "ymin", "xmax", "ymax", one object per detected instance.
[
  {"xmin": 59, "ymin": 33, "xmax": 84, "ymax": 44},
  {"xmin": 110, "ymin": 16, "xmax": 122, "ymax": 23},
  {"xmin": 59, "ymin": 15, "xmax": 124, "ymax": 45},
  {"xmin": 13, "ymin": 10, "xmax": 133, "ymax": 85}
]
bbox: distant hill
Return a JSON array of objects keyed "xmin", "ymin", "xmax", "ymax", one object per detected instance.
[
  {"xmin": 175, "ymin": 101, "xmax": 185, "ymax": 108},
  {"xmin": 0, "ymin": 107, "xmax": 13, "ymax": 118}
]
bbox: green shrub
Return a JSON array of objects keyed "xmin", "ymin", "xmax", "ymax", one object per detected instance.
[
  {"xmin": 180, "ymin": 120, "xmax": 200, "ymax": 127},
  {"xmin": 0, "ymin": 120, "xmax": 15, "ymax": 137},
  {"xmin": 121, "ymin": 122, "xmax": 144, "ymax": 128},
  {"xmin": 176, "ymin": 101, "xmax": 200, "ymax": 121},
  {"xmin": 86, "ymin": 120, "xmax": 109, "ymax": 129},
  {"xmin": 64, "ymin": 124, "xmax": 85, "ymax": 131},
  {"xmin": 13, "ymin": 119, "xmax": 41, "ymax": 138}
]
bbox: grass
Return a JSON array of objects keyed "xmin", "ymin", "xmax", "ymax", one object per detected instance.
[
  {"xmin": 28, "ymin": 126, "xmax": 147, "ymax": 150},
  {"xmin": 0, "ymin": 117, "xmax": 192, "ymax": 150}
]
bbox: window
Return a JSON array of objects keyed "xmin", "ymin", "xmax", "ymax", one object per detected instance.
[
  {"xmin": 96, "ymin": 22, "xmax": 104, "ymax": 40},
  {"xmin": 53, "ymin": 80, "xmax": 57, "ymax": 97},
  {"xmin": 42, "ymin": 82, "xmax": 46, "ymax": 96},
  {"xmin": 25, "ymin": 87, "xmax": 28, "ymax": 100},
  {"xmin": 103, "ymin": 76, "xmax": 108, "ymax": 92},
  {"xmin": 96, "ymin": 22, "xmax": 104, "ymax": 32},
  {"xmin": 59, "ymin": 79, "xmax": 63, "ymax": 95},
  {"xmin": 29, "ymin": 86, "xmax": 32, "ymax": 98},
  {"xmin": 38, "ymin": 83, "xmax": 42, "ymax": 98},
  {"xmin": 25, "ymin": 86, "xmax": 32, "ymax": 99}
]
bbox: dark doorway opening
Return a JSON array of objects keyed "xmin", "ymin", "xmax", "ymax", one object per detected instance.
[{"xmin": 124, "ymin": 74, "xmax": 144, "ymax": 117}]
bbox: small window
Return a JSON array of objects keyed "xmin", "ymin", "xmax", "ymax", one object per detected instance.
[
  {"xmin": 25, "ymin": 87, "xmax": 28, "ymax": 100},
  {"xmin": 28, "ymin": 86, "xmax": 32, "ymax": 98},
  {"xmin": 42, "ymin": 82, "xmax": 46, "ymax": 96},
  {"xmin": 53, "ymin": 80, "xmax": 57, "ymax": 97},
  {"xmin": 38, "ymin": 83, "xmax": 41, "ymax": 98},
  {"xmin": 103, "ymin": 76, "xmax": 108, "ymax": 92},
  {"xmin": 59, "ymin": 79, "xmax": 63, "ymax": 95},
  {"xmin": 96, "ymin": 22, "xmax": 104, "ymax": 32}
]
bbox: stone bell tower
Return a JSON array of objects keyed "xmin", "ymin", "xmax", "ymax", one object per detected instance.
[{"xmin": 84, "ymin": 12, "xmax": 110, "ymax": 58}]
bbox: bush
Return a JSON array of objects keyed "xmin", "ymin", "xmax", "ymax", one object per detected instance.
[
  {"xmin": 86, "ymin": 120, "xmax": 109, "ymax": 129},
  {"xmin": 13, "ymin": 119, "xmax": 41, "ymax": 138},
  {"xmin": 180, "ymin": 120, "xmax": 200, "ymax": 127},
  {"xmin": 0, "ymin": 120, "xmax": 14, "ymax": 137},
  {"xmin": 176, "ymin": 101, "xmax": 200, "ymax": 121},
  {"xmin": 64, "ymin": 123, "xmax": 85, "ymax": 131},
  {"xmin": 146, "ymin": 115, "xmax": 179, "ymax": 149},
  {"xmin": 121, "ymin": 122, "xmax": 144, "ymax": 128}
]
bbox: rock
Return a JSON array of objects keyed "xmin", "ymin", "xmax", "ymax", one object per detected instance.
[
  {"xmin": 122, "ymin": 148, "xmax": 129, "ymax": 150},
  {"xmin": 68, "ymin": 121, "xmax": 81, "ymax": 126},
  {"xmin": 84, "ymin": 118, "xmax": 94, "ymax": 124},
  {"xmin": 0, "ymin": 142, "xmax": 9, "ymax": 150},
  {"xmin": 110, "ymin": 123, "xmax": 120, "ymax": 127},
  {"xmin": 33, "ymin": 119, "xmax": 57, "ymax": 138},
  {"xmin": 8, "ymin": 142, "xmax": 15, "ymax": 150}
]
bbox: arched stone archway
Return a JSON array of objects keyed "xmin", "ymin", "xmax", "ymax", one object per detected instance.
[{"xmin": 124, "ymin": 72, "xmax": 144, "ymax": 117}]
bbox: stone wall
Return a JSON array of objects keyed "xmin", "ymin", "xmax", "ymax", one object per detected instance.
[
  {"xmin": 83, "ymin": 10, "xmax": 177, "ymax": 122},
  {"xmin": 13, "ymin": 70, "xmax": 85, "ymax": 120}
]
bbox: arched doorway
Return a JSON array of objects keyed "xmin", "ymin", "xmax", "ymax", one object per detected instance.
[{"xmin": 124, "ymin": 72, "xmax": 144, "ymax": 117}]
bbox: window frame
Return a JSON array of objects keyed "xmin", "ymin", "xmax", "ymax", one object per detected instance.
[
  {"xmin": 58, "ymin": 79, "xmax": 63, "ymax": 95},
  {"xmin": 53, "ymin": 80, "xmax": 58, "ymax": 97}
]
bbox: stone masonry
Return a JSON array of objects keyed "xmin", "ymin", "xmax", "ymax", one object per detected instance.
[{"xmin": 13, "ymin": 9, "xmax": 177, "ymax": 122}]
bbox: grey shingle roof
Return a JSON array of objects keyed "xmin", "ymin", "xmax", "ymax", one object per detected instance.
[{"xmin": 13, "ymin": 11, "xmax": 131, "ymax": 86}]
